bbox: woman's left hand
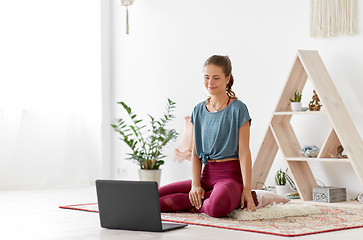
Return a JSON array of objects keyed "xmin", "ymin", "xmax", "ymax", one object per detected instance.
[{"xmin": 240, "ymin": 189, "xmax": 257, "ymax": 212}]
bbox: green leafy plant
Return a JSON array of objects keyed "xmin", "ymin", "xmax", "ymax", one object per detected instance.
[
  {"xmin": 111, "ymin": 98, "xmax": 178, "ymax": 170},
  {"xmin": 275, "ymin": 168, "xmax": 295, "ymax": 186},
  {"xmin": 289, "ymin": 90, "xmax": 302, "ymax": 102}
]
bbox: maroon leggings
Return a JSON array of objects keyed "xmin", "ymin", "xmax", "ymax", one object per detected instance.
[{"xmin": 158, "ymin": 160, "xmax": 244, "ymax": 218}]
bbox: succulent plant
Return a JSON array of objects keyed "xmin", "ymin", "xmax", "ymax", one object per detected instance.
[
  {"xmin": 275, "ymin": 168, "xmax": 295, "ymax": 186},
  {"xmin": 289, "ymin": 90, "xmax": 302, "ymax": 102}
]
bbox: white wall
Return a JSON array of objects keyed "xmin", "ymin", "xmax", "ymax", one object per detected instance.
[
  {"xmin": 0, "ymin": 0, "xmax": 102, "ymax": 189},
  {"xmin": 110, "ymin": 0, "xmax": 363, "ymax": 200}
]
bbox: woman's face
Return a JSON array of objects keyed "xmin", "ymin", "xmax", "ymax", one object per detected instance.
[{"xmin": 204, "ymin": 64, "xmax": 230, "ymax": 96}]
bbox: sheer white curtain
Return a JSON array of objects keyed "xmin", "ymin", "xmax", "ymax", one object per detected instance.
[{"xmin": 0, "ymin": 1, "xmax": 102, "ymax": 189}]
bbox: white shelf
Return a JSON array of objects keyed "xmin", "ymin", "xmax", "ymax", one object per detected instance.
[
  {"xmin": 286, "ymin": 157, "xmax": 350, "ymax": 163},
  {"xmin": 274, "ymin": 110, "xmax": 326, "ymax": 115}
]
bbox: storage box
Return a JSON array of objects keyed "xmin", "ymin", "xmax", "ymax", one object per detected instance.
[{"xmin": 312, "ymin": 187, "xmax": 346, "ymax": 203}]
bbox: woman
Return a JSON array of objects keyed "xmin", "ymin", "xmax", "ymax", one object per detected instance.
[{"xmin": 159, "ymin": 55, "xmax": 257, "ymax": 218}]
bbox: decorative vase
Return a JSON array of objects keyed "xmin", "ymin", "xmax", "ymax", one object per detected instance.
[
  {"xmin": 275, "ymin": 185, "xmax": 290, "ymax": 196},
  {"xmin": 291, "ymin": 102, "xmax": 302, "ymax": 112},
  {"xmin": 138, "ymin": 169, "xmax": 161, "ymax": 186}
]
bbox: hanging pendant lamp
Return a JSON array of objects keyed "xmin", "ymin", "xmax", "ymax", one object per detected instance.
[{"xmin": 121, "ymin": 0, "xmax": 134, "ymax": 35}]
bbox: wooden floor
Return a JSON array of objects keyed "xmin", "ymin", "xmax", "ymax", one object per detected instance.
[{"xmin": 1, "ymin": 186, "xmax": 363, "ymax": 240}]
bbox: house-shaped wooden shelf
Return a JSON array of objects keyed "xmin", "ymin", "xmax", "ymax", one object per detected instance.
[{"xmin": 251, "ymin": 50, "xmax": 363, "ymax": 200}]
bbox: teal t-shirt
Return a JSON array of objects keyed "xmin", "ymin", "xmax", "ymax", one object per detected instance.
[{"xmin": 190, "ymin": 98, "xmax": 252, "ymax": 165}]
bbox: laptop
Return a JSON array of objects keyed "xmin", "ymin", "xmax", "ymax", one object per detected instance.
[{"xmin": 95, "ymin": 179, "xmax": 188, "ymax": 232}]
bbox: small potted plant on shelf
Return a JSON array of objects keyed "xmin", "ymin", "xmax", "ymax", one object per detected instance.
[
  {"xmin": 275, "ymin": 168, "xmax": 295, "ymax": 196},
  {"xmin": 111, "ymin": 98, "xmax": 178, "ymax": 186},
  {"xmin": 289, "ymin": 90, "xmax": 302, "ymax": 112}
]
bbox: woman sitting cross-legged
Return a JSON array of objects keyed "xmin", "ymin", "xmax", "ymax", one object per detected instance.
[{"xmin": 158, "ymin": 55, "xmax": 258, "ymax": 218}]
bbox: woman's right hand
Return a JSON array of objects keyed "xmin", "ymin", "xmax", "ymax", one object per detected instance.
[{"xmin": 189, "ymin": 185, "xmax": 205, "ymax": 209}]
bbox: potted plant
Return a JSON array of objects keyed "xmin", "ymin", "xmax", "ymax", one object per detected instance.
[
  {"xmin": 275, "ymin": 168, "xmax": 295, "ymax": 196},
  {"xmin": 111, "ymin": 98, "xmax": 178, "ymax": 186},
  {"xmin": 289, "ymin": 90, "xmax": 302, "ymax": 111}
]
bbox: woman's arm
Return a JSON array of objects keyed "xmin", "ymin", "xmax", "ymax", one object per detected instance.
[
  {"xmin": 189, "ymin": 125, "xmax": 205, "ymax": 209},
  {"xmin": 238, "ymin": 120, "xmax": 256, "ymax": 211},
  {"xmin": 191, "ymin": 133, "xmax": 202, "ymax": 186}
]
